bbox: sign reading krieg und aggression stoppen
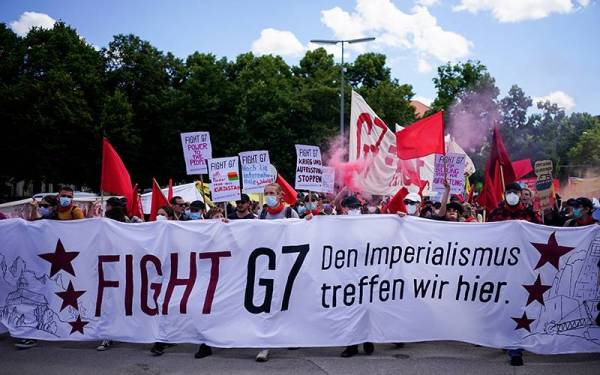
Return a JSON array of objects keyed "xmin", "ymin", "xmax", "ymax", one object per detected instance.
[
  {"xmin": 295, "ymin": 145, "xmax": 323, "ymax": 191},
  {"xmin": 181, "ymin": 131, "xmax": 212, "ymax": 175}
]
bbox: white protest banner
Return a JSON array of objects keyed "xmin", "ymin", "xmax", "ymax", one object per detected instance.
[
  {"xmin": 295, "ymin": 145, "xmax": 323, "ymax": 191},
  {"xmin": 180, "ymin": 131, "xmax": 212, "ymax": 175},
  {"xmin": 239, "ymin": 151, "xmax": 273, "ymax": 194},
  {"xmin": 1, "ymin": 217, "xmax": 599, "ymax": 354},
  {"xmin": 208, "ymin": 156, "xmax": 241, "ymax": 202},
  {"xmin": 535, "ymin": 160, "xmax": 554, "ymax": 210},
  {"xmin": 319, "ymin": 167, "xmax": 335, "ymax": 194},
  {"xmin": 432, "ymin": 153, "xmax": 466, "ymax": 195}
]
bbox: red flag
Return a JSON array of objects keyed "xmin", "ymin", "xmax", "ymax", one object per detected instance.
[
  {"xmin": 511, "ymin": 159, "xmax": 533, "ymax": 180},
  {"xmin": 275, "ymin": 174, "xmax": 297, "ymax": 206},
  {"xmin": 127, "ymin": 183, "xmax": 144, "ymax": 219},
  {"xmin": 101, "ymin": 138, "xmax": 132, "ymax": 197},
  {"xmin": 395, "ymin": 112, "xmax": 444, "ymax": 160},
  {"xmin": 149, "ymin": 178, "xmax": 170, "ymax": 221},
  {"xmin": 167, "ymin": 178, "xmax": 174, "ymax": 201},
  {"xmin": 386, "ymin": 187, "xmax": 409, "ymax": 214},
  {"xmin": 478, "ymin": 127, "xmax": 516, "ymax": 212}
]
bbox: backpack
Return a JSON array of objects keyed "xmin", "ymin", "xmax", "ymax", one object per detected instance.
[{"xmin": 260, "ymin": 206, "xmax": 293, "ymax": 219}]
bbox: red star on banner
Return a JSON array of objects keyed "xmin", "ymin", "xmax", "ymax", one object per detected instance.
[
  {"xmin": 38, "ymin": 239, "xmax": 80, "ymax": 277},
  {"xmin": 68, "ymin": 315, "xmax": 89, "ymax": 334},
  {"xmin": 522, "ymin": 274, "xmax": 552, "ymax": 306},
  {"xmin": 512, "ymin": 312, "xmax": 535, "ymax": 332},
  {"xmin": 55, "ymin": 281, "xmax": 86, "ymax": 311},
  {"xmin": 530, "ymin": 232, "xmax": 575, "ymax": 270}
]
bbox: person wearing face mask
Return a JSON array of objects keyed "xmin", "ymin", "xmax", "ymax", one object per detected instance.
[
  {"xmin": 155, "ymin": 206, "xmax": 175, "ymax": 221},
  {"xmin": 188, "ymin": 200, "xmax": 207, "ymax": 220},
  {"xmin": 29, "ymin": 195, "xmax": 58, "ymax": 220},
  {"xmin": 487, "ymin": 183, "xmax": 540, "ymax": 224},
  {"xmin": 303, "ymin": 194, "xmax": 322, "ymax": 216},
  {"xmin": 56, "ymin": 186, "xmax": 84, "ymax": 220},
  {"xmin": 322, "ymin": 200, "xmax": 335, "ymax": 215},
  {"xmin": 259, "ymin": 183, "xmax": 299, "ymax": 221},
  {"xmin": 403, "ymin": 193, "xmax": 422, "ymax": 216},
  {"xmin": 254, "ymin": 182, "xmax": 299, "ymax": 362},
  {"xmin": 486, "ymin": 182, "xmax": 540, "ymax": 367},
  {"xmin": 564, "ymin": 197, "xmax": 596, "ymax": 227}
]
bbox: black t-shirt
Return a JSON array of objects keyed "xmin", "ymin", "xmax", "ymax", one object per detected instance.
[{"xmin": 228, "ymin": 212, "xmax": 257, "ymax": 220}]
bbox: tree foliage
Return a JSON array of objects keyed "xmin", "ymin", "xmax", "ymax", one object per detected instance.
[{"xmin": 0, "ymin": 24, "xmax": 416, "ymax": 195}]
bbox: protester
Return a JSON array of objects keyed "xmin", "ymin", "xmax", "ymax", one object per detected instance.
[
  {"xmin": 564, "ymin": 197, "xmax": 596, "ymax": 227},
  {"xmin": 403, "ymin": 192, "xmax": 422, "ymax": 216},
  {"xmin": 104, "ymin": 197, "xmax": 142, "ymax": 223},
  {"xmin": 56, "ymin": 186, "xmax": 85, "ymax": 220},
  {"xmin": 435, "ymin": 182, "xmax": 463, "ymax": 222},
  {"xmin": 339, "ymin": 194, "xmax": 375, "ymax": 358},
  {"xmin": 487, "ymin": 182, "xmax": 540, "ymax": 366},
  {"xmin": 462, "ymin": 203, "xmax": 479, "ymax": 223},
  {"xmin": 254, "ymin": 182, "xmax": 300, "ymax": 362},
  {"xmin": 29, "ymin": 195, "xmax": 58, "ymax": 220},
  {"xmin": 156, "ymin": 206, "xmax": 175, "ymax": 221},
  {"xmin": 207, "ymin": 207, "xmax": 226, "ymax": 220},
  {"xmin": 487, "ymin": 183, "xmax": 540, "ymax": 224},
  {"xmin": 169, "ymin": 196, "xmax": 187, "ymax": 220},
  {"xmin": 321, "ymin": 199, "xmax": 335, "ymax": 215},
  {"xmin": 188, "ymin": 200, "xmax": 206, "ymax": 220},
  {"xmin": 521, "ymin": 188, "xmax": 534, "ymax": 209},
  {"xmin": 228, "ymin": 194, "xmax": 256, "ymax": 220}
]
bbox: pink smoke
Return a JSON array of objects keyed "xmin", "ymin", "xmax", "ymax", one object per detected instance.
[
  {"xmin": 322, "ymin": 136, "xmax": 370, "ymax": 194},
  {"xmin": 446, "ymin": 90, "xmax": 499, "ymax": 152}
]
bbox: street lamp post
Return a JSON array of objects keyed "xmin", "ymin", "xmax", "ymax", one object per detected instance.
[{"xmin": 310, "ymin": 37, "xmax": 376, "ymax": 142}]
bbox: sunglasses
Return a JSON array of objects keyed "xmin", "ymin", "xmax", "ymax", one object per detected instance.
[
  {"xmin": 403, "ymin": 200, "xmax": 418, "ymax": 205},
  {"xmin": 59, "ymin": 194, "xmax": 72, "ymax": 198},
  {"xmin": 39, "ymin": 204, "xmax": 49, "ymax": 208}
]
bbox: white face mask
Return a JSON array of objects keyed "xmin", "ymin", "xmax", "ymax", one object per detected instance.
[
  {"xmin": 348, "ymin": 209, "xmax": 361, "ymax": 216},
  {"xmin": 506, "ymin": 192, "xmax": 520, "ymax": 206},
  {"xmin": 156, "ymin": 215, "xmax": 168, "ymax": 221},
  {"xmin": 367, "ymin": 206, "xmax": 377, "ymax": 214},
  {"xmin": 406, "ymin": 204, "xmax": 418, "ymax": 215}
]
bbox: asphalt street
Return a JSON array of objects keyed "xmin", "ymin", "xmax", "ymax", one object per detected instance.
[{"xmin": 1, "ymin": 334, "xmax": 599, "ymax": 375}]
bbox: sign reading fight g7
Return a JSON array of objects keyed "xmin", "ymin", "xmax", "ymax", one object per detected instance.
[{"xmin": 180, "ymin": 131, "xmax": 212, "ymax": 175}]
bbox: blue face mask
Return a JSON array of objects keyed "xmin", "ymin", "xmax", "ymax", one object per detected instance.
[
  {"xmin": 265, "ymin": 196, "xmax": 278, "ymax": 207},
  {"xmin": 572, "ymin": 208, "xmax": 583, "ymax": 219},
  {"xmin": 189, "ymin": 212, "xmax": 202, "ymax": 220},
  {"xmin": 59, "ymin": 197, "xmax": 72, "ymax": 207},
  {"xmin": 39, "ymin": 206, "xmax": 50, "ymax": 217},
  {"xmin": 297, "ymin": 206, "xmax": 307, "ymax": 215},
  {"xmin": 305, "ymin": 202, "xmax": 316, "ymax": 211}
]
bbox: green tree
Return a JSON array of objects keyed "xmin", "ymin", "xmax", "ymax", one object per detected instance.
[
  {"xmin": 2, "ymin": 22, "xmax": 105, "ymax": 189},
  {"xmin": 568, "ymin": 120, "xmax": 600, "ymax": 171}
]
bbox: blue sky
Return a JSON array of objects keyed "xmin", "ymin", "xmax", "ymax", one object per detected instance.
[{"xmin": 1, "ymin": 0, "xmax": 598, "ymax": 114}]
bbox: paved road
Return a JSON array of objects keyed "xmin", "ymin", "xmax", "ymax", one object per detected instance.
[{"xmin": 1, "ymin": 334, "xmax": 599, "ymax": 375}]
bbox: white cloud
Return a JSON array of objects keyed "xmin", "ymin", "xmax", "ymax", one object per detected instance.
[
  {"xmin": 10, "ymin": 11, "xmax": 56, "ymax": 36},
  {"xmin": 453, "ymin": 0, "xmax": 589, "ymax": 23},
  {"xmin": 320, "ymin": 0, "xmax": 472, "ymax": 69},
  {"xmin": 533, "ymin": 91, "xmax": 576, "ymax": 111},
  {"xmin": 251, "ymin": 28, "xmax": 306, "ymax": 57},
  {"xmin": 417, "ymin": 58, "xmax": 432, "ymax": 73},
  {"xmin": 416, "ymin": 0, "xmax": 440, "ymax": 6}
]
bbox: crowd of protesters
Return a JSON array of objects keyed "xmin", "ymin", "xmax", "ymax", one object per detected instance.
[{"xmin": 3, "ymin": 181, "xmax": 599, "ymax": 366}]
